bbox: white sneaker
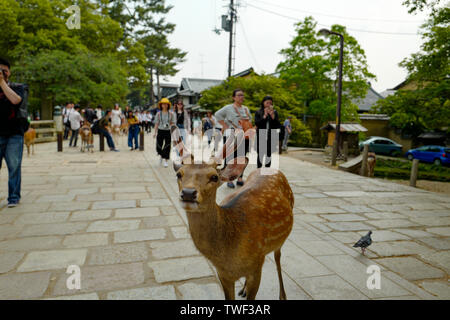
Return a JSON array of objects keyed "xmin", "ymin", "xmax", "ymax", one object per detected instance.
[{"xmin": 163, "ymin": 160, "xmax": 168, "ymax": 168}]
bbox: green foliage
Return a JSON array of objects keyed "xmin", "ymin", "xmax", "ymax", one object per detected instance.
[
  {"xmin": 289, "ymin": 117, "xmax": 313, "ymax": 146},
  {"xmin": 276, "ymin": 16, "xmax": 375, "ymax": 126},
  {"xmin": 374, "ymin": 158, "xmax": 450, "ymax": 182}
]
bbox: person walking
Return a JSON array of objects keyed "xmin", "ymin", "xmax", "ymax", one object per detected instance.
[
  {"xmin": 202, "ymin": 110, "xmax": 215, "ymax": 146},
  {"xmin": 98, "ymin": 110, "xmax": 119, "ymax": 152},
  {"xmin": 154, "ymin": 98, "xmax": 176, "ymax": 168},
  {"xmin": 69, "ymin": 105, "xmax": 83, "ymax": 147},
  {"xmin": 127, "ymin": 110, "xmax": 140, "ymax": 150},
  {"xmin": 111, "ymin": 103, "xmax": 122, "ymax": 145},
  {"xmin": 254, "ymin": 96, "xmax": 281, "ymax": 168},
  {"xmin": 0, "ymin": 57, "xmax": 28, "ymax": 207},
  {"xmin": 215, "ymin": 89, "xmax": 253, "ymax": 188},
  {"xmin": 282, "ymin": 116, "xmax": 293, "ymax": 151},
  {"xmin": 63, "ymin": 102, "xmax": 73, "ymax": 140}
]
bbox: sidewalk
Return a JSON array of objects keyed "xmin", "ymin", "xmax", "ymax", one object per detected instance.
[{"xmin": 0, "ymin": 134, "xmax": 448, "ymax": 299}]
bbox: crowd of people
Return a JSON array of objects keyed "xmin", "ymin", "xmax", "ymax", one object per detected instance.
[{"xmin": 1, "ymin": 57, "xmax": 295, "ymax": 208}]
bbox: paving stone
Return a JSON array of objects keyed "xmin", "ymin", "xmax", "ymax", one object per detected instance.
[
  {"xmin": 338, "ymin": 205, "xmax": 376, "ymax": 213},
  {"xmin": 63, "ymin": 233, "xmax": 109, "ymax": 248},
  {"xmin": 149, "ymin": 257, "xmax": 214, "ymax": 283},
  {"xmin": 295, "ymin": 214, "xmax": 326, "ymax": 223},
  {"xmin": 310, "ymin": 222, "xmax": 332, "ymax": 233},
  {"xmin": 425, "ymin": 227, "xmax": 450, "ymax": 237},
  {"xmin": 53, "ymin": 262, "xmax": 145, "ymax": 295},
  {"xmin": 115, "ymin": 207, "xmax": 160, "ymax": 218},
  {"xmin": 409, "ymin": 217, "xmax": 450, "ymax": 227},
  {"xmin": 296, "ymin": 275, "xmax": 368, "ymax": 300},
  {"xmin": 357, "ymin": 230, "xmax": 410, "ymax": 242},
  {"xmin": 88, "ymin": 243, "xmax": 148, "ymax": 265},
  {"xmin": 1, "ymin": 203, "xmax": 50, "ymax": 214},
  {"xmin": 0, "ymin": 236, "xmax": 62, "ymax": 252},
  {"xmin": 326, "ymin": 221, "xmax": 373, "ymax": 232},
  {"xmin": 324, "ymin": 191, "xmax": 368, "ymax": 198},
  {"xmin": 14, "ymin": 212, "xmax": 70, "ymax": 225},
  {"xmin": 369, "ymin": 204, "xmax": 413, "ymax": 212},
  {"xmin": 0, "ymin": 272, "xmax": 51, "ymax": 299},
  {"xmin": 376, "ymin": 257, "xmax": 445, "ymax": 281},
  {"xmin": 159, "ymin": 206, "xmax": 178, "ymax": 216},
  {"xmin": 363, "ymin": 212, "xmax": 406, "ymax": 220},
  {"xmin": 101, "ymin": 186, "xmax": 147, "ymax": 194},
  {"xmin": 115, "ymin": 192, "xmax": 151, "ymax": 200},
  {"xmin": 68, "ymin": 188, "xmax": 99, "ymax": 195},
  {"xmin": 328, "ymin": 231, "xmax": 363, "ymax": 244},
  {"xmin": 399, "ymin": 209, "xmax": 450, "ymax": 218},
  {"xmin": 366, "ymin": 219, "xmax": 420, "ymax": 229},
  {"xmin": 107, "ymin": 286, "xmax": 177, "ymax": 300},
  {"xmin": 321, "ymin": 214, "xmax": 367, "ymax": 222},
  {"xmin": 17, "ymin": 249, "xmax": 87, "ymax": 272},
  {"xmin": 114, "ymin": 228, "xmax": 167, "ymax": 244},
  {"xmin": 393, "ymin": 229, "xmax": 434, "ymax": 238},
  {"xmin": 177, "ymin": 283, "xmax": 224, "ymax": 300},
  {"xmin": 0, "ymin": 214, "xmax": 17, "ymax": 225},
  {"xmin": 287, "ymin": 228, "xmax": 322, "ymax": 242},
  {"xmin": 0, "ymin": 225, "xmax": 22, "ymax": 240},
  {"xmin": 171, "ymin": 226, "xmax": 190, "ymax": 239},
  {"xmin": 419, "ymin": 281, "xmax": 450, "ymax": 299},
  {"xmin": 277, "ymin": 241, "xmax": 333, "ymax": 279},
  {"xmin": 44, "ymin": 293, "xmax": 100, "ymax": 300},
  {"xmin": 70, "ymin": 210, "xmax": 112, "ymax": 222},
  {"xmin": 369, "ymin": 241, "xmax": 435, "ymax": 257},
  {"xmin": 87, "ymin": 220, "xmax": 140, "ymax": 232},
  {"xmin": 143, "ymin": 215, "xmax": 184, "ymax": 228},
  {"xmin": 140, "ymin": 199, "xmax": 173, "ymax": 207},
  {"xmin": 294, "ymin": 198, "xmax": 349, "ymax": 207},
  {"xmin": 302, "ymin": 193, "xmax": 328, "ymax": 198},
  {"xmin": 316, "ymin": 255, "xmax": 412, "ymax": 299},
  {"xmin": 92, "ymin": 200, "xmax": 136, "ymax": 210},
  {"xmin": 417, "ymin": 237, "xmax": 450, "ymax": 250},
  {"xmin": 151, "ymin": 239, "xmax": 199, "ymax": 259},
  {"xmin": 36, "ymin": 194, "xmax": 75, "ymax": 203},
  {"xmin": 0, "ymin": 252, "xmax": 25, "ymax": 273},
  {"xmin": 297, "ymin": 206, "xmax": 346, "ymax": 214},
  {"xmin": 419, "ymin": 251, "xmax": 450, "ymax": 274},
  {"xmin": 76, "ymin": 194, "xmax": 114, "ymax": 201},
  {"xmin": 293, "ymin": 240, "xmax": 344, "ymax": 256},
  {"xmin": 20, "ymin": 222, "xmax": 88, "ymax": 237},
  {"xmin": 49, "ymin": 202, "xmax": 90, "ymax": 212}
]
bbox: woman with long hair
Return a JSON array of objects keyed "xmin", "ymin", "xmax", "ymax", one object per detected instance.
[
  {"xmin": 174, "ymin": 100, "xmax": 191, "ymax": 141},
  {"xmin": 254, "ymin": 95, "xmax": 281, "ymax": 168}
]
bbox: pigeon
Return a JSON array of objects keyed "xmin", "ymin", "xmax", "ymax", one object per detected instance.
[{"xmin": 353, "ymin": 231, "xmax": 372, "ymax": 255}]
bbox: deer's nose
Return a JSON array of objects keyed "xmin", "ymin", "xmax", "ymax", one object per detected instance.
[{"xmin": 180, "ymin": 188, "xmax": 197, "ymax": 202}]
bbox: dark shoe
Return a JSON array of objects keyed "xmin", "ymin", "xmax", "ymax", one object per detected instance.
[
  {"xmin": 227, "ymin": 182, "xmax": 235, "ymax": 188},
  {"xmin": 7, "ymin": 202, "xmax": 19, "ymax": 208},
  {"xmin": 236, "ymin": 180, "xmax": 244, "ymax": 186}
]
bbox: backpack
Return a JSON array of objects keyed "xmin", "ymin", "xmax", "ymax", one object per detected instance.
[
  {"xmin": 10, "ymin": 83, "xmax": 29, "ymax": 132},
  {"xmin": 91, "ymin": 120, "xmax": 100, "ymax": 134}
]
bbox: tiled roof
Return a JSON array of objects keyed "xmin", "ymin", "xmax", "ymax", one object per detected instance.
[
  {"xmin": 320, "ymin": 123, "xmax": 368, "ymax": 132},
  {"xmin": 352, "ymin": 86, "xmax": 384, "ymax": 112}
]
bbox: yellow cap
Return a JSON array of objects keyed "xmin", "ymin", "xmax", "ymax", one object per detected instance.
[{"xmin": 158, "ymin": 98, "xmax": 172, "ymax": 109}]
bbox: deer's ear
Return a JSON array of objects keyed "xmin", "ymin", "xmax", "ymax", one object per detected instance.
[{"xmin": 219, "ymin": 157, "xmax": 248, "ymax": 182}]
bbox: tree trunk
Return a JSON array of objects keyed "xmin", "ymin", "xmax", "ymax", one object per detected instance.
[
  {"xmin": 149, "ymin": 66, "xmax": 155, "ymax": 106},
  {"xmin": 157, "ymin": 69, "xmax": 161, "ymax": 103}
]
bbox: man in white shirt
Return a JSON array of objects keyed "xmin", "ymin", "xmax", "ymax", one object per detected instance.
[
  {"xmin": 69, "ymin": 105, "xmax": 83, "ymax": 147},
  {"xmin": 63, "ymin": 102, "xmax": 73, "ymax": 140}
]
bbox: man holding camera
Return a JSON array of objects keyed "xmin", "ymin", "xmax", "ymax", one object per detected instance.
[{"xmin": 0, "ymin": 58, "xmax": 26, "ymax": 208}]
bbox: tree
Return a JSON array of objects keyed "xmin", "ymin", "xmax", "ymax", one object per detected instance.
[
  {"xmin": 276, "ymin": 17, "xmax": 375, "ymax": 125},
  {"xmin": 199, "ymin": 74, "xmax": 313, "ymax": 146}
]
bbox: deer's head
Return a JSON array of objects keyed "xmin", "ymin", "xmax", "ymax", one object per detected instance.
[{"xmin": 171, "ymin": 126, "xmax": 248, "ymax": 210}]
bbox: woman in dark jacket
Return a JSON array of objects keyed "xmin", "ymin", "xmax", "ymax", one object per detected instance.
[{"xmin": 254, "ymin": 96, "xmax": 281, "ymax": 168}]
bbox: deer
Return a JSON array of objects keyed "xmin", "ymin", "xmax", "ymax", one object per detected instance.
[
  {"xmin": 171, "ymin": 126, "xmax": 294, "ymax": 300},
  {"xmin": 79, "ymin": 122, "xmax": 94, "ymax": 153},
  {"xmin": 24, "ymin": 127, "xmax": 36, "ymax": 156}
]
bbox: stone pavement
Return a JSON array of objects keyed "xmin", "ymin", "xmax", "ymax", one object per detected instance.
[{"xmin": 0, "ymin": 134, "xmax": 449, "ymax": 300}]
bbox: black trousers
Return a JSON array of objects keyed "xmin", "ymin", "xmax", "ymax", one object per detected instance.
[{"xmin": 156, "ymin": 129, "xmax": 171, "ymax": 160}]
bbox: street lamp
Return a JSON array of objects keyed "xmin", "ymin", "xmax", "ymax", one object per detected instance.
[{"xmin": 319, "ymin": 28, "xmax": 344, "ymax": 166}]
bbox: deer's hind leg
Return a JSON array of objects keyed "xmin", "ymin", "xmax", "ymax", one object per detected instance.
[
  {"xmin": 274, "ymin": 248, "xmax": 287, "ymax": 300},
  {"xmin": 218, "ymin": 272, "xmax": 235, "ymax": 300}
]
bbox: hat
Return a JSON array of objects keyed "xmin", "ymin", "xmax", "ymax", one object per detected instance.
[{"xmin": 158, "ymin": 98, "xmax": 172, "ymax": 109}]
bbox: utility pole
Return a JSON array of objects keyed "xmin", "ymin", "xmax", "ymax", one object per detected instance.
[{"xmin": 227, "ymin": 0, "xmax": 236, "ymax": 78}]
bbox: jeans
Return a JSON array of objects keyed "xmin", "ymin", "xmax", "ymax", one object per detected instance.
[
  {"xmin": 99, "ymin": 128, "xmax": 116, "ymax": 150},
  {"xmin": 0, "ymin": 135, "xmax": 24, "ymax": 204},
  {"xmin": 69, "ymin": 129, "xmax": 79, "ymax": 147},
  {"xmin": 128, "ymin": 125, "xmax": 140, "ymax": 149},
  {"xmin": 282, "ymin": 131, "xmax": 290, "ymax": 149}
]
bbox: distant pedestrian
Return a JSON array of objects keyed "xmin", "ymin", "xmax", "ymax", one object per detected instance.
[
  {"xmin": 63, "ymin": 102, "xmax": 73, "ymax": 140},
  {"xmin": 254, "ymin": 96, "xmax": 281, "ymax": 168},
  {"xmin": 154, "ymin": 98, "xmax": 176, "ymax": 167},
  {"xmin": 174, "ymin": 100, "xmax": 191, "ymax": 141},
  {"xmin": 69, "ymin": 105, "xmax": 83, "ymax": 147},
  {"xmin": 95, "ymin": 105, "xmax": 103, "ymax": 119},
  {"xmin": 111, "ymin": 103, "xmax": 122, "ymax": 145},
  {"xmin": 127, "ymin": 111, "xmax": 140, "ymax": 150},
  {"xmin": 202, "ymin": 110, "xmax": 215, "ymax": 146},
  {"xmin": 282, "ymin": 116, "xmax": 293, "ymax": 151}
]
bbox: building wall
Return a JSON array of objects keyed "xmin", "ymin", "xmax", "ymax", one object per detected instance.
[{"xmin": 360, "ymin": 119, "xmax": 390, "ymax": 138}]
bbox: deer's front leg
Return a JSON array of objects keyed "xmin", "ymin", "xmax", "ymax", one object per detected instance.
[{"xmin": 218, "ymin": 273, "xmax": 235, "ymax": 300}]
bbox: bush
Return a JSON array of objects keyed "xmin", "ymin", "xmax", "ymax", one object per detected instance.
[
  {"xmin": 289, "ymin": 117, "xmax": 312, "ymax": 146},
  {"xmin": 374, "ymin": 158, "xmax": 450, "ymax": 182}
]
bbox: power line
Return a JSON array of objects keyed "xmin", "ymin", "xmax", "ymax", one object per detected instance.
[
  {"xmin": 238, "ymin": 20, "xmax": 261, "ymax": 71},
  {"xmin": 251, "ymin": 0, "xmax": 424, "ymax": 23},
  {"xmin": 245, "ymin": 2, "xmax": 420, "ymax": 36}
]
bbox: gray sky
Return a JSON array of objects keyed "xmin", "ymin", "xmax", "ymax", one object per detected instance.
[{"xmin": 164, "ymin": 0, "xmax": 430, "ymax": 93}]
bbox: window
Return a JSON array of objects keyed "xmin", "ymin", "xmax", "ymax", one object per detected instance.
[{"xmin": 429, "ymin": 147, "xmax": 441, "ymax": 152}]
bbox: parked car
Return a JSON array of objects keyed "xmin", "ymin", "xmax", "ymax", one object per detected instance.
[
  {"xmin": 359, "ymin": 137, "xmax": 403, "ymax": 156},
  {"xmin": 405, "ymin": 145, "xmax": 450, "ymax": 166}
]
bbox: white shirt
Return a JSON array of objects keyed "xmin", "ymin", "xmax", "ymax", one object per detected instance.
[
  {"xmin": 111, "ymin": 109, "xmax": 122, "ymax": 126},
  {"xmin": 69, "ymin": 110, "xmax": 83, "ymax": 130}
]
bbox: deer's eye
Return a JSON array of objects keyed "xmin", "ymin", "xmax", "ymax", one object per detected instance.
[
  {"xmin": 210, "ymin": 175, "xmax": 219, "ymax": 182},
  {"xmin": 176, "ymin": 172, "xmax": 182, "ymax": 180}
]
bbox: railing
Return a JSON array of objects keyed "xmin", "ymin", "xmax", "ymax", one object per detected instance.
[{"xmin": 30, "ymin": 120, "xmax": 57, "ymax": 143}]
